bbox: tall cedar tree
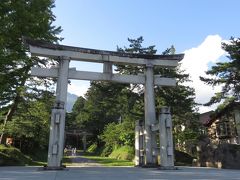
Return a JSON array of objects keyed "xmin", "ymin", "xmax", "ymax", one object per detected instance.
[
  {"xmin": 0, "ymin": 0, "xmax": 62, "ymax": 143},
  {"xmin": 117, "ymin": 37, "xmax": 199, "ymax": 152},
  {"xmin": 200, "ymin": 37, "xmax": 240, "ymax": 106}
]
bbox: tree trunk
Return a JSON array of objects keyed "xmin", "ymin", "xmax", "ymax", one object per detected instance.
[
  {"xmin": 0, "ymin": 65, "xmax": 30, "ymax": 144},
  {"xmin": 0, "ymin": 93, "xmax": 21, "ymax": 144}
]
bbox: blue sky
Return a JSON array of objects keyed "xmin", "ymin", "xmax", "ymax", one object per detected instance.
[{"xmin": 52, "ymin": 0, "xmax": 240, "ymax": 112}]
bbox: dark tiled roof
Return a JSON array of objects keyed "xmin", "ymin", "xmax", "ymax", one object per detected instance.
[
  {"xmin": 200, "ymin": 102, "xmax": 240, "ymax": 126},
  {"xmin": 199, "ymin": 111, "xmax": 214, "ymax": 126}
]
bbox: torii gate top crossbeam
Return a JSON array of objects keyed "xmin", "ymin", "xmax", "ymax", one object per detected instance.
[{"xmin": 24, "ymin": 38, "xmax": 184, "ymax": 67}]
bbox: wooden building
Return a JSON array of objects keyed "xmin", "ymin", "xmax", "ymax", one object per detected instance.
[{"xmin": 201, "ymin": 102, "xmax": 240, "ymax": 145}]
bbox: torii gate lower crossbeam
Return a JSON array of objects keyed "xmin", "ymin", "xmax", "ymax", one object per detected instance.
[{"xmin": 25, "ymin": 38, "xmax": 184, "ymax": 169}]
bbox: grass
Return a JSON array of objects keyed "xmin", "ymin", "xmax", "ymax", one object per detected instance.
[
  {"xmin": 0, "ymin": 144, "xmax": 47, "ymax": 166},
  {"xmin": 81, "ymin": 155, "xmax": 134, "ymax": 166},
  {"xmin": 0, "ymin": 145, "xmax": 134, "ymax": 167},
  {"xmin": 109, "ymin": 146, "xmax": 134, "ymax": 160},
  {"xmin": 28, "ymin": 160, "xmax": 47, "ymax": 166},
  {"xmin": 62, "ymin": 151, "xmax": 134, "ymax": 167},
  {"xmin": 0, "ymin": 145, "xmax": 32, "ymax": 166}
]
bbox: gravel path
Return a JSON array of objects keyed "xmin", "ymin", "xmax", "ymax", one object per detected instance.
[{"xmin": 65, "ymin": 152, "xmax": 102, "ymax": 167}]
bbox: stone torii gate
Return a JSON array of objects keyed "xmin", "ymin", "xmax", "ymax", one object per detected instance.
[
  {"xmin": 24, "ymin": 38, "xmax": 184, "ymax": 169},
  {"xmin": 65, "ymin": 129, "xmax": 92, "ymax": 152}
]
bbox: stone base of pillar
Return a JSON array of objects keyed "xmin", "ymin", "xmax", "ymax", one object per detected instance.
[
  {"xmin": 158, "ymin": 166, "xmax": 178, "ymax": 170},
  {"xmin": 38, "ymin": 165, "xmax": 67, "ymax": 171}
]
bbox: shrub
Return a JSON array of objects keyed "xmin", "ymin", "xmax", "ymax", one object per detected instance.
[
  {"xmin": 101, "ymin": 121, "xmax": 135, "ymax": 151},
  {"xmin": 87, "ymin": 143, "xmax": 98, "ymax": 153},
  {"xmin": 100, "ymin": 146, "xmax": 112, "ymax": 157},
  {"xmin": 109, "ymin": 146, "xmax": 134, "ymax": 161}
]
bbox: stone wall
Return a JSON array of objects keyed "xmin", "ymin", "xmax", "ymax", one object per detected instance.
[{"xmin": 196, "ymin": 139, "xmax": 240, "ymax": 169}]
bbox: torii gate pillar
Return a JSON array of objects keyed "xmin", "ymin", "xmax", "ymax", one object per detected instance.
[
  {"xmin": 144, "ymin": 64, "xmax": 157, "ymax": 165},
  {"xmin": 47, "ymin": 57, "xmax": 69, "ymax": 168}
]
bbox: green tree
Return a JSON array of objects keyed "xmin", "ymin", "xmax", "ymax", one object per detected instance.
[
  {"xmin": 0, "ymin": 0, "xmax": 62, "ymax": 143},
  {"xmin": 101, "ymin": 120, "xmax": 135, "ymax": 152},
  {"xmin": 76, "ymin": 82, "xmax": 130, "ymax": 144},
  {"xmin": 116, "ymin": 37, "xmax": 199, "ymax": 153},
  {"xmin": 5, "ymin": 90, "xmax": 55, "ymax": 153},
  {"xmin": 200, "ymin": 37, "xmax": 240, "ymax": 105},
  {"xmin": 66, "ymin": 96, "xmax": 86, "ymax": 130},
  {"xmin": 72, "ymin": 96, "xmax": 86, "ymax": 115}
]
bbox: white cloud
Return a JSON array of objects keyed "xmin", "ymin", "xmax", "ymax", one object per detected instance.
[
  {"xmin": 181, "ymin": 35, "xmax": 226, "ymax": 113},
  {"xmin": 68, "ymin": 80, "xmax": 90, "ymax": 97}
]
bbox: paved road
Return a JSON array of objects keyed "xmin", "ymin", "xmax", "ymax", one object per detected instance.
[{"xmin": 0, "ymin": 166, "xmax": 240, "ymax": 180}]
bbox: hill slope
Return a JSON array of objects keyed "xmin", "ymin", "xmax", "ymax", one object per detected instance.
[{"xmin": 66, "ymin": 92, "xmax": 78, "ymax": 112}]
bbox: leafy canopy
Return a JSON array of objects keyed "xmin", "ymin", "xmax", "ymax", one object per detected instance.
[
  {"xmin": 0, "ymin": 0, "xmax": 62, "ymax": 107},
  {"xmin": 0, "ymin": 0, "xmax": 62, "ymax": 145}
]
